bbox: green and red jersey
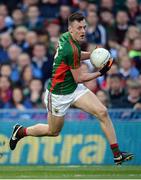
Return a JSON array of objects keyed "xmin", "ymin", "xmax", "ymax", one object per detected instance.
[{"xmin": 48, "ymin": 32, "xmax": 81, "ymax": 95}]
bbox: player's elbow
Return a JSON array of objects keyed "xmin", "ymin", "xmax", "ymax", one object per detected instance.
[
  {"xmin": 74, "ymin": 76, "xmax": 84, "ymax": 83},
  {"xmin": 71, "ymin": 68, "xmax": 84, "ymax": 83}
]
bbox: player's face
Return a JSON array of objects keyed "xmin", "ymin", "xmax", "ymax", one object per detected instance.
[{"xmin": 69, "ymin": 19, "xmax": 87, "ymax": 43}]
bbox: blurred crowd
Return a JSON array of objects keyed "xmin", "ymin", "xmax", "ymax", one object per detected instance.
[{"xmin": 0, "ymin": 0, "xmax": 141, "ymax": 110}]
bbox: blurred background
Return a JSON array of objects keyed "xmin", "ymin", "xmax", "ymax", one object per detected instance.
[
  {"xmin": 0, "ymin": 0, "xmax": 141, "ymax": 109},
  {"xmin": 0, "ymin": 0, "xmax": 141, "ymax": 168}
]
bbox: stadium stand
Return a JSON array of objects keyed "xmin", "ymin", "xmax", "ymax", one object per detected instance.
[{"xmin": 0, "ymin": 0, "xmax": 141, "ymax": 110}]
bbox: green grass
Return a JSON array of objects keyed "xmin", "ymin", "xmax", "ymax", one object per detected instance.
[{"xmin": 0, "ymin": 165, "xmax": 141, "ymax": 179}]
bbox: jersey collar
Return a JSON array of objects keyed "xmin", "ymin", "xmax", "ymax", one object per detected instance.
[{"xmin": 68, "ymin": 32, "xmax": 80, "ymax": 46}]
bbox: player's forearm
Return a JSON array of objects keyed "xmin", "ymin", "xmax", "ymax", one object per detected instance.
[
  {"xmin": 78, "ymin": 72, "xmax": 101, "ymax": 83},
  {"xmin": 81, "ymin": 51, "xmax": 90, "ymax": 61}
]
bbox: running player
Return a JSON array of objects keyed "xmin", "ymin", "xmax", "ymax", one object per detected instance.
[{"xmin": 9, "ymin": 12, "xmax": 133, "ymax": 165}]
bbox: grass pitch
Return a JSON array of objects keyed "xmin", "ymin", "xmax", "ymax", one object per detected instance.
[{"xmin": 0, "ymin": 165, "xmax": 141, "ymax": 179}]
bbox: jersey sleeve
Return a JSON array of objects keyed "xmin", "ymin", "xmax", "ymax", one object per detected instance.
[{"xmin": 64, "ymin": 42, "xmax": 80, "ymax": 69}]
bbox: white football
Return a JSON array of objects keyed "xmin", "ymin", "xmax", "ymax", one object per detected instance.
[{"xmin": 90, "ymin": 48, "xmax": 111, "ymax": 68}]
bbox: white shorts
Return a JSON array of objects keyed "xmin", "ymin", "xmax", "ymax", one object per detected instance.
[{"xmin": 44, "ymin": 84, "xmax": 90, "ymax": 116}]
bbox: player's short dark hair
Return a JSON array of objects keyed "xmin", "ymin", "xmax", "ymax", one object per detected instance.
[{"xmin": 68, "ymin": 12, "xmax": 85, "ymax": 25}]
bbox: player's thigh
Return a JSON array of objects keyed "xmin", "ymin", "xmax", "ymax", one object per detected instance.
[
  {"xmin": 72, "ymin": 90, "xmax": 107, "ymax": 118},
  {"xmin": 47, "ymin": 111, "xmax": 65, "ymax": 133}
]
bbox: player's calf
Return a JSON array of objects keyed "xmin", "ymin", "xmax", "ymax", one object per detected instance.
[{"xmin": 9, "ymin": 124, "xmax": 61, "ymax": 150}]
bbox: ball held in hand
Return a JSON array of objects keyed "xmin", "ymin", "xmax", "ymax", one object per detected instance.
[{"xmin": 90, "ymin": 48, "xmax": 111, "ymax": 69}]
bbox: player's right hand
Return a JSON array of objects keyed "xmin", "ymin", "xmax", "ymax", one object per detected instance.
[{"xmin": 99, "ymin": 58, "xmax": 113, "ymax": 76}]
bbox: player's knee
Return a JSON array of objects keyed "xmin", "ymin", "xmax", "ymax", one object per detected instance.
[{"xmin": 97, "ymin": 106, "xmax": 108, "ymax": 119}]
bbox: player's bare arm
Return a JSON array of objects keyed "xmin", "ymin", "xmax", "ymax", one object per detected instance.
[
  {"xmin": 70, "ymin": 66, "xmax": 101, "ymax": 83},
  {"xmin": 70, "ymin": 57, "xmax": 113, "ymax": 83},
  {"xmin": 81, "ymin": 51, "xmax": 90, "ymax": 61}
]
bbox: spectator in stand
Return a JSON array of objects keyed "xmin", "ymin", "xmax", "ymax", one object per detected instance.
[
  {"xmin": 115, "ymin": 10, "xmax": 130, "ymax": 44},
  {"xmin": 87, "ymin": 2, "xmax": 97, "ymax": 13},
  {"xmin": 18, "ymin": 0, "xmax": 40, "ymax": 12},
  {"xmin": 39, "ymin": 0, "xmax": 60, "ymax": 19},
  {"xmin": 25, "ymin": 6, "xmax": 44, "ymax": 33},
  {"xmin": 18, "ymin": 52, "xmax": 42, "ymax": 81},
  {"xmin": 107, "ymin": 38, "xmax": 120, "ymax": 60},
  {"xmin": 96, "ymin": 89, "xmax": 110, "ymax": 107},
  {"xmin": 107, "ymin": 63, "xmax": 119, "ymax": 75},
  {"xmin": 17, "ymin": 53, "xmax": 31, "ymax": 72},
  {"xmin": 122, "ymin": 79, "xmax": 141, "ymax": 109},
  {"xmin": 1, "ymin": 0, "xmax": 19, "ymax": 13},
  {"xmin": 0, "ymin": 14, "xmax": 12, "ymax": 34},
  {"xmin": 24, "ymin": 31, "xmax": 38, "ymax": 55},
  {"xmin": 119, "ymin": 55, "xmax": 139, "ymax": 80},
  {"xmin": 46, "ymin": 19, "xmax": 60, "ymax": 55},
  {"xmin": 86, "ymin": 11, "xmax": 107, "ymax": 46},
  {"xmin": 100, "ymin": 8, "xmax": 117, "ymax": 57},
  {"xmin": 4, "ymin": 86, "xmax": 32, "ymax": 109},
  {"xmin": 117, "ymin": 46, "xmax": 129, "ymax": 60},
  {"xmin": 0, "ymin": 33, "xmax": 12, "ymax": 63},
  {"xmin": 77, "ymin": 0, "xmax": 88, "ymax": 16},
  {"xmin": 46, "ymin": 19, "xmax": 60, "ymax": 40},
  {"xmin": 107, "ymin": 14, "xmax": 130, "ymax": 60},
  {"xmin": 0, "ymin": 75, "xmax": 12, "ymax": 108},
  {"xmin": 99, "ymin": 0, "xmax": 115, "ymax": 14},
  {"xmin": 37, "ymin": 31, "xmax": 48, "ymax": 45},
  {"xmin": 31, "ymin": 43, "xmax": 53, "ymax": 84},
  {"xmin": 13, "ymin": 26, "xmax": 28, "ymax": 49},
  {"xmin": 12, "ymin": 9, "xmax": 25, "ymax": 28},
  {"xmin": 58, "ymin": 5, "xmax": 71, "ymax": 33},
  {"xmin": 0, "ymin": 63, "xmax": 12, "ymax": 78},
  {"xmin": 21, "ymin": 65, "xmax": 33, "ymax": 97},
  {"xmin": 107, "ymin": 74, "xmax": 126, "ymax": 108},
  {"xmin": 0, "ymin": 4, "xmax": 13, "ymax": 28},
  {"xmin": 125, "ymin": 0, "xmax": 141, "ymax": 24},
  {"xmin": 7, "ymin": 45, "xmax": 22, "ymax": 84},
  {"xmin": 99, "ymin": 8, "xmax": 115, "ymax": 41},
  {"xmin": 128, "ymin": 38, "xmax": 141, "ymax": 73},
  {"xmin": 28, "ymin": 78, "xmax": 43, "ymax": 108},
  {"xmin": 123, "ymin": 25, "xmax": 141, "ymax": 50}
]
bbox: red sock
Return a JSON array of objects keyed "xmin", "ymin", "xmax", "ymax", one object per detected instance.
[
  {"xmin": 23, "ymin": 128, "xmax": 27, "ymax": 136},
  {"xmin": 110, "ymin": 143, "xmax": 120, "ymax": 157},
  {"xmin": 17, "ymin": 127, "xmax": 27, "ymax": 138}
]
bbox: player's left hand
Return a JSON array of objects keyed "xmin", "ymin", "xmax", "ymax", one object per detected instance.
[{"xmin": 99, "ymin": 58, "xmax": 113, "ymax": 76}]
